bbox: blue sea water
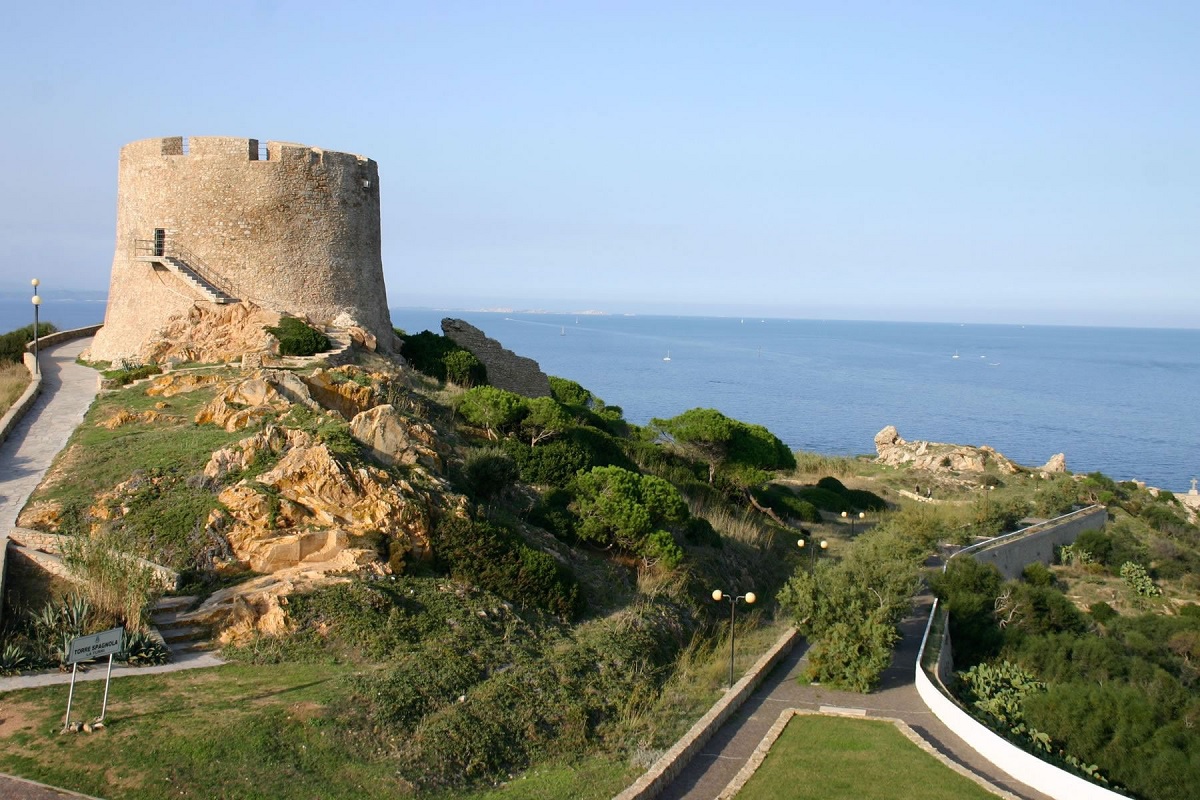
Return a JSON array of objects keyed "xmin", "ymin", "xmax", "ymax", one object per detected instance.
[
  {"xmin": 4, "ymin": 298, "xmax": 1195, "ymax": 492},
  {"xmin": 392, "ymin": 309, "xmax": 1200, "ymax": 493}
]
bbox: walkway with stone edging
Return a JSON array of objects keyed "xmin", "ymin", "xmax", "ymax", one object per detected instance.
[
  {"xmin": 0, "ymin": 338, "xmax": 99, "ymax": 535},
  {"xmin": 658, "ymin": 593, "xmax": 1054, "ymax": 800},
  {"xmin": 0, "ymin": 338, "xmax": 223, "ymax": 799}
]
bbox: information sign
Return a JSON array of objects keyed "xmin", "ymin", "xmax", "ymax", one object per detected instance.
[{"xmin": 67, "ymin": 627, "xmax": 124, "ymax": 664}]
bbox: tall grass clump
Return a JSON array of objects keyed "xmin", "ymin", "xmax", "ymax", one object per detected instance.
[
  {"xmin": 0, "ymin": 361, "xmax": 31, "ymax": 417},
  {"xmin": 791, "ymin": 450, "xmax": 858, "ymax": 478},
  {"xmin": 60, "ymin": 533, "xmax": 165, "ymax": 632}
]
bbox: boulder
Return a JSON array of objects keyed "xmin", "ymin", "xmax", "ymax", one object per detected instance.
[
  {"xmin": 349, "ymin": 405, "xmax": 443, "ymax": 472},
  {"xmin": 1041, "ymin": 453, "xmax": 1067, "ymax": 473}
]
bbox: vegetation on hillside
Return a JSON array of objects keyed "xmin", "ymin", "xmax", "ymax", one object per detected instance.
[
  {"xmin": 931, "ymin": 479, "xmax": 1200, "ymax": 800},
  {"xmin": 4, "ymin": 320, "xmax": 1198, "ymax": 799}
]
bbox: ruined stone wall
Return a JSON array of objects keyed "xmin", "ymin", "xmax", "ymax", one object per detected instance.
[
  {"xmin": 441, "ymin": 319, "xmax": 552, "ymax": 398},
  {"xmin": 90, "ymin": 136, "xmax": 394, "ymax": 362}
]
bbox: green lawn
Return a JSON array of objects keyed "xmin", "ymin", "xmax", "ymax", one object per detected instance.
[{"xmin": 734, "ymin": 715, "xmax": 999, "ymax": 800}]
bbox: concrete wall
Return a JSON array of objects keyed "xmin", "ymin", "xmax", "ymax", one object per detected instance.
[
  {"xmin": 915, "ymin": 506, "xmax": 1124, "ymax": 799},
  {"xmin": 90, "ymin": 136, "xmax": 394, "ymax": 362},
  {"xmin": 614, "ymin": 628, "xmax": 800, "ymax": 800},
  {"xmin": 965, "ymin": 506, "xmax": 1107, "ymax": 580},
  {"xmin": 441, "ymin": 318, "xmax": 552, "ymax": 398}
]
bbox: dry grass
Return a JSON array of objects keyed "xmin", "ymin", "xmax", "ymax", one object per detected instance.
[{"xmin": 0, "ymin": 360, "xmax": 32, "ymax": 417}]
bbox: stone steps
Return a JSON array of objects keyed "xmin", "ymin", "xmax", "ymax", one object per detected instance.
[{"xmin": 150, "ymin": 595, "xmax": 214, "ymax": 654}]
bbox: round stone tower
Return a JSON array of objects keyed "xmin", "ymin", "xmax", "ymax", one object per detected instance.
[{"xmin": 90, "ymin": 136, "xmax": 395, "ymax": 362}]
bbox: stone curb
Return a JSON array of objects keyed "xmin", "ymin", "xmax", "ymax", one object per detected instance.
[
  {"xmin": 717, "ymin": 708, "xmax": 1017, "ymax": 800},
  {"xmin": 612, "ymin": 627, "xmax": 800, "ymax": 800},
  {"xmin": 0, "ymin": 771, "xmax": 104, "ymax": 799}
]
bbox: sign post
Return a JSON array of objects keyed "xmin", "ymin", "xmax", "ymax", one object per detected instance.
[{"xmin": 62, "ymin": 627, "xmax": 123, "ymax": 732}]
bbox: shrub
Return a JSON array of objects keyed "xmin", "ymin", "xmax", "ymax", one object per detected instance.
[
  {"xmin": 751, "ymin": 485, "xmax": 822, "ymax": 523},
  {"xmin": 794, "ymin": 486, "xmax": 852, "ymax": 513},
  {"xmin": 0, "ymin": 321, "xmax": 58, "ymax": 364},
  {"xmin": 548, "ymin": 375, "xmax": 593, "ymax": 407},
  {"xmin": 442, "ymin": 349, "xmax": 485, "ymax": 386},
  {"xmin": 463, "ymin": 447, "xmax": 519, "ymax": 500},
  {"xmin": 458, "ymin": 386, "xmax": 526, "ymax": 440},
  {"xmin": 683, "ymin": 516, "xmax": 722, "ymax": 548},
  {"xmin": 1022, "ymin": 562, "xmax": 1055, "ymax": 587},
  {"xmin": 570, "ymin": 465, "xmax": 688, "ymax": 564},
  {"xmin": 1120, "ymin": 561, "xmax": 1162, "ymax": 597},
  {"xmin": 397, "ymin": 329, "xmax": 486, "ymax": 385},
  {"xmin": 816, "ymin": 476, "xmax": 847, "ymax": 494},
  {"xmin": 265, "ymin": 316, "xmax": 331, "ymax": 356},
  {"xmin": 432, "ymin": 516, "xmax": 582, "ymax": 619},
  {"xmin": 101, "ymin": 362, "xmax": 162, "ymax": 386}
]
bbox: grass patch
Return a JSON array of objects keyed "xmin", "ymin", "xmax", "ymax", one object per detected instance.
[
  {"xmin": 0, "ymin": 360, "xmax": 31, "ymax": 417},
  {"xmin": 735, "ymin": 715, "xmax": 998, "ymax": 800},
  {"xmin": 0, "ymin": 662, "xmax": 400, "ymax": 800}
]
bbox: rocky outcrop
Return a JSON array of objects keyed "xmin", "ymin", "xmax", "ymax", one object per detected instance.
[
  {"xmin": 300, "ymin": 367, "xmax": 388, "ymax": 421},
  {"xmin": 874, "ymin": 425, "xmax": 1028, "ymax": 474},
  {"xmin": 1041, "ymin": 453, "xmax": 1067, "ymax": 473},
  {"xmin": 178, "ymin": 568, "xmax": 360, "ymax": 646},
  {"xmin": 441, "ymin": 318, "xmax": 552, "ymax": 398},
  {"xmin": 207, "ymin": 425, "xmax": 456, "ymax": 576},
  {"xmin": 194, "ymin": 369, "xmax": 319, "ymax": 431},
  {"xmin": 349, "ymin": 404, "xmax": 443, "ymax": 472},
  {"xmin": 136, "ymin": 301, "xmax": 283, "ymax": 366}
]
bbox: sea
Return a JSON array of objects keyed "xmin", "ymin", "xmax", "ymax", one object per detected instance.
[{"xmin": 4, "ymin": 299, "xmax": 1196, "ymax": 493}]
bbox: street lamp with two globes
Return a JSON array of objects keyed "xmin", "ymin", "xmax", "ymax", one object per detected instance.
[{"xmin": 712, "ymin": 588, "xmax": 755, "ymax": 689}]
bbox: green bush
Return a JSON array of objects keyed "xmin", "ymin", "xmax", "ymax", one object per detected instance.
[
  {"xmin": 794, "ymin": 486, "xmax": 852, "ymax": 513},
  {"xmin": 463, "ymin": 447, "xmax": 519, "ymax": 500},
  {"xmin": 548, "ymin": 375, "xmax": 593, "ymax": 407},
  {"xmin": 432, "ymin": 516, "xmax": 581, "ymax": 619},
  {"xmin": 752, "ymin": 485, "xmax": 822, "ymax": 523},
  {"xmin": 816, "ymin": 476, "xmax": 847, "ymax": 494},
  {"xmin": 265, "ymin": 316, "xmax": 331, "ymax": 356},
  {"xmin": 0, "ymin": 322, "xmax": 58, "ymax": 364},
  {"xmin": 397, "ymin": 329, "xmax": 486, "ymax": 385}
]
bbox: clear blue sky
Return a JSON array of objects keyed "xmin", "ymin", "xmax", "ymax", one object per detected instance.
[{"xmin": 2, "ymin": 1, "xmax": 1196, "ymax": 327}]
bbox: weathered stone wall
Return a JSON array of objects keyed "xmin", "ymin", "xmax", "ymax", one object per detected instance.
[
  {"xmin": 440, "ymin": 318, "xmax": 552, "ymax": 398},
  {"xmin": 90, "ymin": 136, "xmax": 395, "ymax": 362}
]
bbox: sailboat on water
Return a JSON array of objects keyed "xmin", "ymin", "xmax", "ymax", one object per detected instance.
[
  {"xmin": 952, "ymin": 350, "xmax": 960, "ymax": 359},
  {"xmin": 663, "ymin": 350, "xmax": 671, "ymax": 362}
]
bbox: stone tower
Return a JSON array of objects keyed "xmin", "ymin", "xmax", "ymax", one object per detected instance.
[{"xmin": 89, "ymin": 136, "xmax": 395, "ymax": 362}]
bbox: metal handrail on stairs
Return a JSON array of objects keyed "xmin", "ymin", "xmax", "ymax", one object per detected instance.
[{"xmin": 133, "ymin": 236, "xmax": 238, "ymax": 300}]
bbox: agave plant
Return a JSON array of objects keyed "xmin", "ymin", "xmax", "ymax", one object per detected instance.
[
  {"xmin": 0, "ymin": 643, "xmax": 30, "ymax": 675},
  {"xmin": 62, "ymin": 594, "xmax": 92, "ymax": 633},
  {"xmin": 121, "ymin": 630, "xmax": 170, "ymax": 666}
]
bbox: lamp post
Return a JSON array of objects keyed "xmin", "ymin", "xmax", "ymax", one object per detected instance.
[
  {"xmin": 796, "ymin": 537, "xmax": 828, "ymax": 573},
  {"xmin": 31, "ymin": 278, "xmax": 41, "ymax": 375},
  {"xmin": 712, "ymin": 588, "xmax": 756, "ymax": 689},
  {"xmin": 841, "ymin": 510, "xmax": 865, "ymax": 535}
]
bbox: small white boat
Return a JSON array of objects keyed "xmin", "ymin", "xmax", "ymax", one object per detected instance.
[
  {"xmin": 952, "ymin": 350, "xmax": 960, "ymax": 359},
  {"xmin": 663, "ymin": 350, "xmax": 671, "ymax": 362},
  {"xmin": 560, "ymin": 326, "xmax": 565, "ymax": 336}
]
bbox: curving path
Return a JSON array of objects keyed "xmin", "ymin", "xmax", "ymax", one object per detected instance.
[
  {"xmin": 0, "ymin": 338, "xmax": 99, "ymax": 534},
  {"xmin": 659, "ymin": 592, "xmax": 1053, "ymax": 800}
]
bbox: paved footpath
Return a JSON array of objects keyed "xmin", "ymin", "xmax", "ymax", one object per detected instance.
[
  {"xmin": 660, "ymin": 593, "xmax": 1054, "ymax": 800},
  {"xmin": 0, "ymin": 338, "xmax": 99, "ymax": 534}
]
